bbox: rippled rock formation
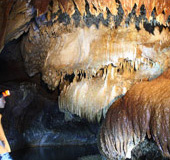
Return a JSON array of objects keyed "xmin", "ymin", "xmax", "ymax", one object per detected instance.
[
  {"xmin": 99, "ymin": 69, "xmax": 170, "ymax": 159},
  {"xmin": 0, "ymin": 1, "xmax": 170, "ymax": 122},
  {"xmin": 0, "ymin": 0, "xmax": 170, "ymax": 159},
  {"xmin": 19, "ymin": 0, "xmax": 170, "ymax": 121}
]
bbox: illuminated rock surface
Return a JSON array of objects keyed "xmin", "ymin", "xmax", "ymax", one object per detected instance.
[
  {"xmin": 99, "ymin": 69, "xmax": 170, "ymax": 159},
  {"xmin": 0, "ymin": 1, "xmax": 170, "ymax": 121},
  {"xmin": 18, "ymin": 0, "xmax": 170, "ymax": 121},
  {"xmin": 0, "ymin": 0, "xmax": 170, "ymax": 159}
]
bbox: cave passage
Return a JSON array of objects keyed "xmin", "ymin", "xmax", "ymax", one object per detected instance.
[{"xmin": 0, "ymin": 0, "xmax": 170, "ymax": 160}]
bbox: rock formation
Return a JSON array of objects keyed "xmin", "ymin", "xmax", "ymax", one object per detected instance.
[
  {"xmin": 99, "ymin": 68, "xmax": 170, "ymax": 159},
  {"xmin": 0, "ymin": 82, "xmax": 99, "ymax": 151},
  {"xmin": 0, "ymin": 0, "xmax": 170, "ymax": 158},
  {"xmin": 7, "ymin": 0, "xmax": 169, "ymax": 121},
  {"xmin": 1, "ymin": 1, "xmax": 170, "ymax": 122},
  {"xmin": 0, "ymin": 0, "xmax": 34, "ymax": 52}
]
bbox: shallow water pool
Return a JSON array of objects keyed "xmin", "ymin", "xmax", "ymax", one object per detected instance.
[{"xmin": 10, "ymin": 145, "xmax": 99, "ymax": 160}]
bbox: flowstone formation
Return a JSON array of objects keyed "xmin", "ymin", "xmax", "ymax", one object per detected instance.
[
  {"xmin": 0, "ymin": 0, "xmax": 170, "ymax": 159},
  {"xmin": 99, "ymin": 69, "xmax": 170, "ymax": 160},
  {"xmin": 10, "ymin": 0, "xmax": 170, "ymax": 122},
  {"xmin": 0, "ymin": 0, "xmax": 170, "ymax": 121}
]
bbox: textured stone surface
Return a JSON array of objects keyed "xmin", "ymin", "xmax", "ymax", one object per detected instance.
[
  {"xmin": 0, "ymin": 1, "xmax": 170, "ymax": 159},
  {"xmin": 0, "ymin": 0, "xmax": 34, "ymax": 52},
  {"xmin": 11, "ymin": 145, "xmax": 99, "ymax": 160},
  {"xmin": 21, "ymin": 13, "xmax": 170, "ymax": 121},
  {"xmin": 99, "ymin": 68, "xmax": 170, "ymax": 159},
  {"xmin": 0, "ymin": 0, "xmax": 170, "ymax": 121},
  {"xmin": 0, "ymin": 83, "xmax": 99, "ymax": 151},
  {"xmin": 131, "ymin": 139, "xmax": 169, "ymax": 160},
  {"xmin": 78, "ymin": 154, "xmax": 103, "ymax": 160},
  {"xmin": 31, "ymin": 0, "xmax": 170, "ymax": 24}
]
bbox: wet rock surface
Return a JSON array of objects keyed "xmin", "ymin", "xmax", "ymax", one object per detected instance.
[
  {"xmin": 11, "ymin": 145, "xmax": 99, "ymax": 160},
  {"xmin": 99, "ymin": 69, "xmax": 170, "ymax": 160},
  {"xmin": 0, "ymin": 82, "xmax": 99, "ymax": 151},
  {"xmin": 0, "ymin": 1, "xmax": 170, "ymax": 159},
  {"xmin": 131, "ymin": 139, "xmax": 169, "ymax": 160},
  {"xmin": 0, "ymin": 37, "xmax": 99, "ymax": 152}
]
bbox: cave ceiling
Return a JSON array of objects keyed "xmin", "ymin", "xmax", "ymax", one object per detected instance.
[{"xmin": 0, "ymin": 0, "xmax": 170, "ymax": 122}]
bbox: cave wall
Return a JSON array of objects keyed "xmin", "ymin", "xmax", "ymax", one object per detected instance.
[
  {"xmin": 0, "ymin": 40, "xmax": 99, "ymax": 152},
  {"xmin": 99, "ymin": 68, "xmax": 170, "ymax": 159},
  {"xmin": 17, "ymin": 0, "xmax": 170, "ymax": 122},
  {"xmin": 0, "ymin": 82, "xmax": 99, "ymax": 151},
  {"xmin": 0, "ymin": 0, "xmax": 170, "ymax": 159}
]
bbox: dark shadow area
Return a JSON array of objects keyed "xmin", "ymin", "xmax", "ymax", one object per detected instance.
[
  {"xmin": 0, "ymin": 38, "xmax": 59, "ymax": 100},
  {"xmin": 0, "ymin": 39, "xmax": 29, "ymax": 83},
  {"xmin": 131, "ymin": 138, "xmax": 169, "ymax": 160},
  {"xmin": 11, "ymin": 145, "xmax": 99, "ymax": 160}
]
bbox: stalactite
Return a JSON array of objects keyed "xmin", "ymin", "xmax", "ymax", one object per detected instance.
[
  {"xmin": 29, "ymin": 0, "xmax": 170, "ymax": 25},
  {"xmin": 58, "ymin": 55, "xmax": 162, "ymax": 122}
]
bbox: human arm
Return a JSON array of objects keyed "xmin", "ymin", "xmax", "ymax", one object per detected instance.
[{"xmin": 0, "ymin": 114, "xmax": 11, "ymax": 154}]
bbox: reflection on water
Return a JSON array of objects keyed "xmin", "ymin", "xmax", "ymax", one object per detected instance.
[{"xmin": 11, "ymin": 145, "xmax": 99, "ymax": 160}]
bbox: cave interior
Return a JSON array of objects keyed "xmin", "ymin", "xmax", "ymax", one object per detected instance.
[{"xmin": 0, "ymin": 0, "xmax": 170, "ymax": 160}]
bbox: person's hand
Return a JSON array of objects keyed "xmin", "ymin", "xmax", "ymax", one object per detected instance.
[{"xmin": 0, "ymin": 97, "xmax": 6, "ymax": 109}]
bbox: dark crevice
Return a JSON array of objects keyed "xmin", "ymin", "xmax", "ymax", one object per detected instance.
[
  {"xmin": 57, "ymin": 9, "xmax": 71, "ymax": 26},
  {"xmin": 168, "ymin": 15, "xmax": 170, "ymax": 23},
  {"xmin": 64, "ymin": 73, "xmax": 75, "ymax": 83},
  {"xmin": 49, "ymin": 0, "xmax": 53, "ymax": 8},
  {"xmin": 92, "ymin": 3, "xmax": 97, "ymax": 12},
  {"xmin": 143, "ymin": 22, "xmax": 155, "ymax": 34},
  {"xmin": 8, "ymin": 0, "xmax": 17, "ymax": 15},
  {"xmin": 159, "ymin": 25, "xmax": 165, "ymax": 33}
]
